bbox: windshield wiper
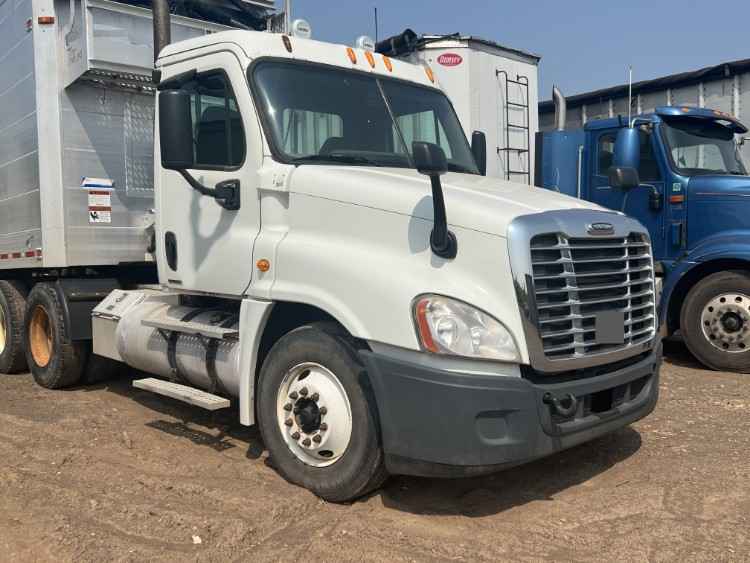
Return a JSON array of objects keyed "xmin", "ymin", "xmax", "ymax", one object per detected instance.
[
  {"xmin": 290, "ymin": 154, "xmax": 382, "ymax": 167},
  {"xmin": 446, "ymin": 163, "xmax": 478, "ymax": 175}
]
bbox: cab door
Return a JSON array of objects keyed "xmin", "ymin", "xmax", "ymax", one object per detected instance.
[
  {"xmin": 588, "ymin": 128, "xmax": 666, "ymax": 259},
  {"xmin": 156, "ymin": 51, "xmax": 263, "ymax": 295}
]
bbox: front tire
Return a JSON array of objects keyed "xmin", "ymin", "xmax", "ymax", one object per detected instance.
[
  {"xmin": 0, "ymin": 281, "xmax": 28, "ymax": 374},
  {"xmin": 24, "ymin": 283, "xmax": 89, "ymax": 389},
  {"xmin": 257, "ymin": 323, "xmax": 387, "ymax": 502},
  {"xmin": 681, "ymin": 270, "xmax": 750, "ymax": 373}
]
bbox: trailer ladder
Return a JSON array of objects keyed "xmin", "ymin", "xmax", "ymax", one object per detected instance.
[{"xmin": 496, "ymin": 70, "xmax": 531, "ymax": 183}]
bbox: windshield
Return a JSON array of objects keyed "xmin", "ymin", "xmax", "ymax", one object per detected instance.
[
  {"xmin": 662, "ymin": 117, "xmax": 747, "ymax": 176},
  {"xmin": 251, "ymin": 61, "xmax": 479, "ymax": 174}
]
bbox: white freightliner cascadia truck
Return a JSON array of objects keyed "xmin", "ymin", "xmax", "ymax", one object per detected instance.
[{"xmin": 0, "ymin": 0, "xmax": 662, "ymax": 500}]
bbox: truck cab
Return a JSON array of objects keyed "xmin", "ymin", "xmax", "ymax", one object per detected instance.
[
  {"xmin": 0, "ymin": 0, "xmax": 661, "ymax": 503},
  {"xmin": 539, "ymin": 102, "xmax": 750, "ymax": 372}
]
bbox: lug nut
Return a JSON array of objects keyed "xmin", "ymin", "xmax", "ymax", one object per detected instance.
[
  {"xmin": 313, "ymin": 435, "xmax": 322, "ymax": 443},
  {"xmin": 300, "ymin": 387, "xmax": 309, "ymax": 397},
  {"xmin": 311, "ymin": 392, "xmax": 320, "ymax": 401},
  {"xmin": 291, "ymin": 432, "xmax": 300, "ymax": 440},
  {"xmin": 319, "ymin": 407, "xmax": 328, "ymax": 415},
  {"xmin": 302, "ymin": 438, "xmax": 311, "ymax": 447},
  {"xmin": 284, "ymin": 419, "xmax": 293, "ymax": 427},
  {"xmin": 283, "ymin": 403, "xmax": 293, "ymax": 412},
  {"xmin": 320, "ymin": 423, "xmax": 328, "ymax": 431},
  {"xmin": 289, "ymin": 391, "xmax": 298, "ymax": 400}
]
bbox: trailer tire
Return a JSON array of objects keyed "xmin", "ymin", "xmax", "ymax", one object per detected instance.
[
  {"xmin": 0, "ymin": 281, "xmax": 28, "ymax": 374},
  {"xmin": 24, "ymin": 283, "xmax": 88, "ymax": 389},
  {"xmin": 681, "ymin": 270, "xmax": 750, "ymax": 373},
  {"xmin": 257, "ymin": 323, "xmax": 387, "ymax": 502}
]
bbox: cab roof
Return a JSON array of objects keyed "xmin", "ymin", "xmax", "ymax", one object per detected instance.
[
  {"xmin": 584, "ymin": 106, "xmax": 748, "ymax": 134},
  {"xmin": 157, "ymin": 30, "xmax": 437, "ymax": 89}
]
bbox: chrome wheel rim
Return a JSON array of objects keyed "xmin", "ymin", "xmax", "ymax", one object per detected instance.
[
  {"xmin": 276, "ymin": 362, "xmax": 352, "ymax": 467},
  {"xmin": 0, "ymin": 304, "xmax": 6, "ymax": 356},
  {"xmin": 701, "ymin": 293, "xmax": 750, "ymax": 353}
]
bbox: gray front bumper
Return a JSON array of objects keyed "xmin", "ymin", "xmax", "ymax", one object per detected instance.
[{"xmin": 361, "ymin": 343, "xmax": 661, "ymax": 478}]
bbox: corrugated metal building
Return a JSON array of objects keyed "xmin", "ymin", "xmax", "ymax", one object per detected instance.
[{"xmin": 538, "ymin": 58, "xmax": 750, "ymax": 162}]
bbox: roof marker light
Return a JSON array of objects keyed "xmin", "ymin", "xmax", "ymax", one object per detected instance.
[
  {"xmin": 346, "ymin": 47, "xmax": 357, "ymax": 64},
  {"xmin": 365, "ymin": 51, "xmax": 375, "ymax": 68},
  {"xmin": 382, "ymin": 56, "xmax": 393, "ymax": 72},
  {"xmin": 425, "ymin": 65, "xmax": 435, "ymax": 83},
  {"xmin": 282, "ymin": 35, "xmax": 293, "ymax": 53}
]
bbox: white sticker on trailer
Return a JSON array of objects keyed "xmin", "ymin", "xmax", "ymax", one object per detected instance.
[
  {"xmin": 88, "ymin": 190, "xmax": 112, "ymax": 224},
  {"xmin": 81, "ymin": 177, "xmax": 114, "ymax": 190}
]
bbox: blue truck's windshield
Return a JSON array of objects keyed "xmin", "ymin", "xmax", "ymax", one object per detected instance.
[{"xmin": 662, "ymin": 117, "xmax": 747, "ymax": 176}]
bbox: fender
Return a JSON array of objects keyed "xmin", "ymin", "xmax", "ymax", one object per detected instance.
[
  {"xmin": 237, "ymin": 297, "xmax": 274, "ymax": 426},
  {"xmin": 52, "ymin": 278, "xmax": 120, "ymax": 341},
  {"xmin": 659, "ymin": 230, "xmax": 750, "ymax": 325}
]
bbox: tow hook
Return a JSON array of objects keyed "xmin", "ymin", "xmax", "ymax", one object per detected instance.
[{"xmin": 543, "ymin": 392, "xmax": 578, "ymax": 418}]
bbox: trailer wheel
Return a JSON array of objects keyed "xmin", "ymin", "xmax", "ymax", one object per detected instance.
[
  {"xmin": 0, "ymin": 281, "xmax": 28, "ymax": 374},
  {"xmin": 24, "ymin": 283, "xmax": 88, "ymax": 389},
  {"xmin": 257, "ymin": 323, "xmax": 387, "ymax": 502},
  {"xmin": 681, "ymin": 270, "xmax": 750, "ymax": 373}
]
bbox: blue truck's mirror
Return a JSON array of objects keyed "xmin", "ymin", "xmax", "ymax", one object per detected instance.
[
  {"xmin": 608, "ymin": 166, "xmax": 640, "ymax": 190},
  {"xmin": 471, "ymin": 131, "xmax": 487, "ymax": 176},
  {"xmin": 614, "ymin": 127, "xmax": 640, "ymax": 171},
  {"xmin": 159, "ymin": 90, "xmax": 194, "ymax": 170}
]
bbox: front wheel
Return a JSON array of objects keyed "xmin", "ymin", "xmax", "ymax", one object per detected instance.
[
  {"xmin": 681, "ymin": 270, "xmax": 750, "ymax": 373},
  {"xmin": 257, "ymin": 323, "xmax": 387, "ymax": 502}
]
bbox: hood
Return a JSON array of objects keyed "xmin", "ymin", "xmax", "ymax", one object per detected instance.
[
  {"xmin": 687, "ymin": 174, "xmax": 750, "ymax": 198},
  {"xmin": 289, "ymin": 166, "xmax": 602, "ymax": 237}
]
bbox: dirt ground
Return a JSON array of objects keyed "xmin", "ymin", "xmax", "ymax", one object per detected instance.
[{"xmin": 0, "ymin": 341, "xmax": 748, "ymax": 563}]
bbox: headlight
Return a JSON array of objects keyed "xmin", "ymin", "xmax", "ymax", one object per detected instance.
[{"xmin": 413, "ymin": 295, "xmax": 520, "ymax": 362}]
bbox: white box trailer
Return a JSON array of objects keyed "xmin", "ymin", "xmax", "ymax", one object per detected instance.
[
  {"xmin": 400, "ymin": 35, "xmax": 540, "ymax": 184},
  {"xmin": 0, "ymin": 0, "xmax": 241, "ymax": 270}
]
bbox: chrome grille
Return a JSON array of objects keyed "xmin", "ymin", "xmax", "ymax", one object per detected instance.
[{"xmin": 530, "ymin": 232, "xmax": 656, "ymax": 360}]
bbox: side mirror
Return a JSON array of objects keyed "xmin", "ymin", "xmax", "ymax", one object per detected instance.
[
  {"xmin": 413, "ymin": 142, "xmax": 457, "ymax": 260},
  {"xmin": 159, "ymin": 90, "xmax": 194, "ymax": 170},
  {"xmin": 608, "ymin": 166, "xmax": 640, "ymax": 190},
  {"xmin": 471, "ymin": 131, "xmax": 487, "ymax": 176},
  {"xmin": 614, "ymin": 127, "xmax": 640, "ymax": 170},
  {"xmin": 413, "ymin": 141, "xmax": 448, "ymax": 176}
]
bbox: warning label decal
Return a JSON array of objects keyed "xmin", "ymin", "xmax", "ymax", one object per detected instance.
[{"xmin": 88, "ymin": 190, "xmax": 112, "ymax": 224}]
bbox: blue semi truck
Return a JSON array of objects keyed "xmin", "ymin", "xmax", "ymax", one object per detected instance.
[{"xmin": 537, "ymin": 90, "xmax": 750, "ymax": 373}]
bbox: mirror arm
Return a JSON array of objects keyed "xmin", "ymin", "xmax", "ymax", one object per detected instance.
[
  {"xmin": 429, "ymin": 175, "xmax": 457, "ymax": 259},
  {"xmin": 177, "ymin": 169, "xmax": 241, "ymax": 211}
]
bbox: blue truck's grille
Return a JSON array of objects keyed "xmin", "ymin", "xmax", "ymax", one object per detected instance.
[{"xmin": 529, "ymin": 232, "xmax": 656, "ymax": 360}]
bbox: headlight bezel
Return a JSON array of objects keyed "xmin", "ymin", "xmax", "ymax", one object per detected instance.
[{"xmin": 411, "ymin": 294, "xmax": 521, "ymax": 363}]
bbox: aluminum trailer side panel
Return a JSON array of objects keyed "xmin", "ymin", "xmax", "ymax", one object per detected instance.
[
  {"xmin": 0, "ymin": 0, "xmax": 228, "ymax": 270},
  {"xmin": 0, "ymin": 0, "xmax": 42, "ymax": 268}
]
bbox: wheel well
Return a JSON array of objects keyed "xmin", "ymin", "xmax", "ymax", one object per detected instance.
[
  {"xmin": 255, "ymin": 303, "xmax": 354, "ymax": 382},
  {"xmin": 666, "ymin": 259, "xmax": 750, "ymax": 335}
]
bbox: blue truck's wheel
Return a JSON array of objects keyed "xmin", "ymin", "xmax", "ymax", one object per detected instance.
[{"xmin": 681, "ymin": 271, "xmax": 750, "ymax": 373}]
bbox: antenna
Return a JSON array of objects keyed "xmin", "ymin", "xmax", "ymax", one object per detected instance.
[
  {"xmin": 374, "ymin": 7, "xmax": 379, "ymax": 42},
  {"xmin": 284, "ymin": 0, "xmax": 291, "ymax": 34},
  {"xmin": 628, "ymin": 65, "xmax": 633, "ymax": 124}
]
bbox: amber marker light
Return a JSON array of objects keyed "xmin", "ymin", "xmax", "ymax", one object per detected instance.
[
  {"xmin": 414, "ymin": 298, "xmax": 439, "ymax": 353},
  {"xmin": 346, "ymin": 47, "xmax": 357, "ymax": 64},
  {"xmin": 425, "ymin": 66, "xmax": 435, "ymax": 83},
  {"xmin": 382, "ymin": 56, "xmax": 393, "ymax": 72},
  {"xmin": 38, "ymin": 15, "xmax": 55, "ymax": 24},
  {"xmin": 256, "ymin": 259, "xmax": 271, "ymax": 272}
]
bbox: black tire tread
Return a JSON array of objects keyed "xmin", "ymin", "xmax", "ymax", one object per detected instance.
[
  {"xmin": 24, "ymin": 283, "xmax": 87, "ymax": 389},
  {"xmin": 257, "ymin": 322, "xmax": 387, "ymax": 502},
  {"xmin": 0, "ymin": 280, "xmax": 28, "ymax": 374}
]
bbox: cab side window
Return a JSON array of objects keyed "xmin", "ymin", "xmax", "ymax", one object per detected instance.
[
  {"xmin": 597, "ymin": 134, "xmax": 616, "ymax": 175},
  {"xmin": 637, "ymin": 130, "xmax": 661, "ymax": 182},
  {"xmin": 184, "ymin": 72, "xmax": 245, "ymax": 169}
]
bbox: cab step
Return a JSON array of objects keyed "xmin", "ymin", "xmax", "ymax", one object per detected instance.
[{"xmin": 133, "ymin": 378, "xmax": 230, "ymax": 410}]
